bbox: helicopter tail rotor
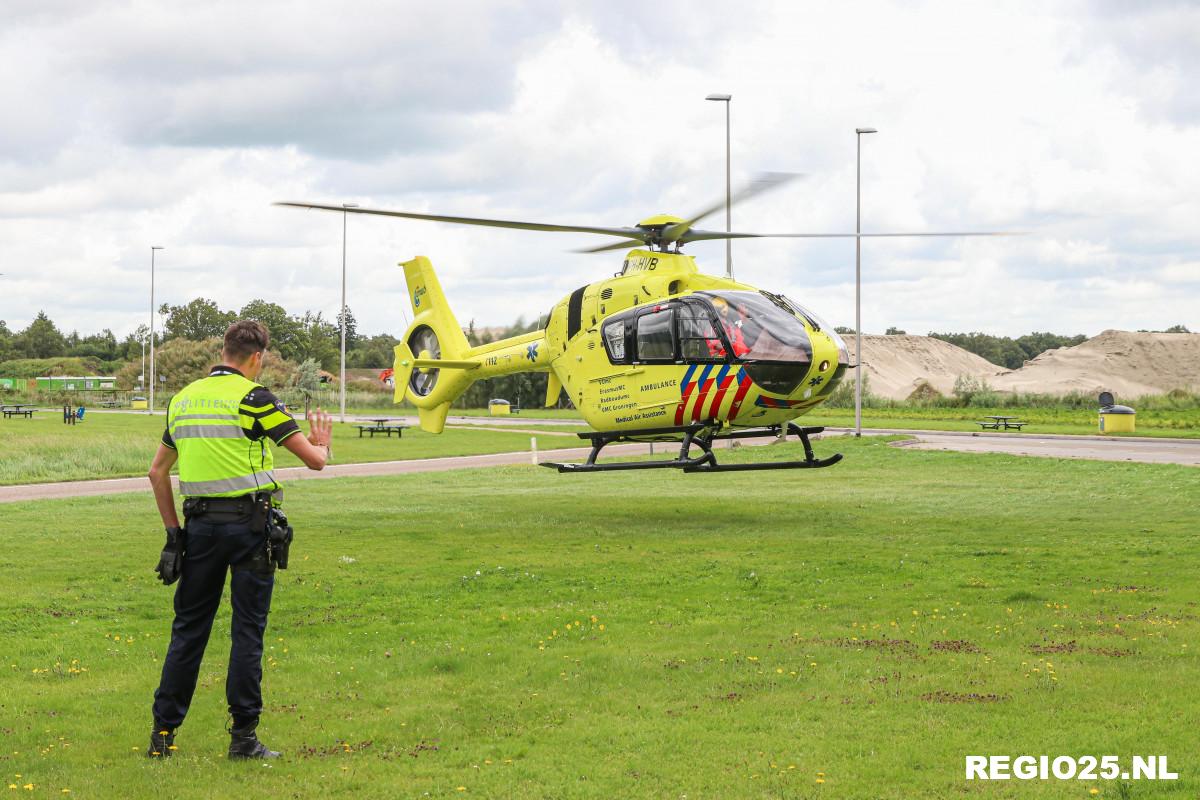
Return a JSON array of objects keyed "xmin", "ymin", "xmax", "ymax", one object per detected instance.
[{"xmin": 392, "ymin": 256, "xmax": 479, "ymax": 432}]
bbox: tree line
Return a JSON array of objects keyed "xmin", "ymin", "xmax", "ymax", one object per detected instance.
[
  {"xmin": 4, "ymin": 300, "xmax": 1190, "ymax": 395},
  {"xmin": 0, "ymin": 298, "xmax": 402, "ymax": 373}
]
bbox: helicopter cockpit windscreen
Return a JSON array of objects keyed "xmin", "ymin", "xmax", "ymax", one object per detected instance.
[{"xmin": 697, "ymin": 291, "xmax": 813, "ymax": 364}]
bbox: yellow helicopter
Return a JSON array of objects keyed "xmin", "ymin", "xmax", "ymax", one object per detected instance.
[{"xmin": 280, "ymin": 175, "xmax": 1004, "ymax": 473}]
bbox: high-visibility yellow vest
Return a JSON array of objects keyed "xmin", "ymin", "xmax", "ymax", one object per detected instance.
[{"xmin": 167, "ymin": 373, "xmax": 281, "ymax": 498}]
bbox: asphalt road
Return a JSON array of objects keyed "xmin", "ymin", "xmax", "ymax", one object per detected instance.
[
  {"xmin": 881, "ymin": 428, "xmax": 1200, "ymax": 466},
  {"xmin": 1, "ymin": 429, "xmax": 1195, "ymax": 504}
]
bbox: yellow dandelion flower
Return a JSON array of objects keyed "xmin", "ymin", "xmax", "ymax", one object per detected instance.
[
  {"xmin": 456, "ymin": 787, "xmax": 466, "ymax": 792},
  {"xmin": 816, "ymin": 778, "xmax": 825, "ymax": 784},
  {"xmin": 1089, "ymin": 790, "xmax": 1098, "ymax": 796}
]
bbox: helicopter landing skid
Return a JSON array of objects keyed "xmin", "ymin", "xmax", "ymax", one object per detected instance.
[{"xmin": 540, "ymin": 422, "xmax": 842, "ymax": 474}]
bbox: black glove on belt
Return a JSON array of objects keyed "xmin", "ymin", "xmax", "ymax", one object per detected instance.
[{"xmin": 155, "ymin": 526, "xmax": 186, "ymax": 585}]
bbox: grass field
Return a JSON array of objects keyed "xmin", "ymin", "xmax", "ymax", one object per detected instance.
[
  {"xmin": 1, "ymin": 436, "xmax": 1197, "ymax": 798},
  {"xmin": 0, "ymin": 412, "xmax": 583, "ymax": 486}
]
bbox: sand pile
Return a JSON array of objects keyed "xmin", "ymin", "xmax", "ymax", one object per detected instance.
[
  {"xmin": 845, "ymin": 334, "xmax": 1006, "ymax": 401},
  {"xmin": 991, "ymin": 330, "xmax": 1200, "ymax": 398},
  {"xmin": 849, "ymin": 330, "xmax": 1200, "ymax": 401}
]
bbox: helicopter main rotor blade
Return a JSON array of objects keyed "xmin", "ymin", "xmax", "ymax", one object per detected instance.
[
  {"xmin": 574, "ymin": 238, "xmax": 650, "ymax": 254},
  {"xmin": 677, "ymin": 171, "xmax": 803, "ymax": 232},
  {"xmin": 275, "ymin": 202, "xmax": 649, "ymax": 241},
  {"xmin": 679, "ymin": 228, "xmax": 1023, "ymax": 242}
]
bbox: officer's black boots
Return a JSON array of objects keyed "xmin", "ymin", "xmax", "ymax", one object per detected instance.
[
  {"xmin": 146, "ymin": 725, "xmax": 176, "ymax": 758},
  {"xmin": 228, "ymin": 721, "xmax": 280, "ymax": 760}
]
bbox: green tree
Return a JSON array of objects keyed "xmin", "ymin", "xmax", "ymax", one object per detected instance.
[
  {"xmin": 1164, "ymin": 324, "xmax": 1191, "ymax": 333},
  {"xmin": 885, "ymin": 326, "xmax": 907, "ymax": 335},
  {"xmin": 348, "ymin": 333, "xmax": 400, "ymax": 369},
  {"xmin": 240, "ymin": 299, "xmax": 303, "ymax": 360},
  {"xmin": 161, "ymin": 298, "xmax": 235, "ymax": 341},
  {"xmin": 0, "ymin": 320, "xmax": 14, "ymax": 362},
  {"xmin": 69, "ymin": 329, "xmax": 119, "ymax": 361},
  {"xmin": 336, "ymin": 307, "xmax": 363, "ymax": 349},
  {"xmin": 121, "ymin": 324, "xmax": 150, "ymax": 362},
  {"xmin": 294, "ymin": 358, "xmax": 323, "ymax": 395},
  {"xmin": 16, "ymin": 311, "xmax": 67, "ymax": 359},
  {"xmin": 1014, "ymin": 331, "xmax": 1086, "ymax": 361},
  {"xmin": 291, "ymin": 311, "xmax": 339, "ymax": 370},
  {"xmin": 927, "ymin": 331, "xmax": 1027, "ymax": 369}
]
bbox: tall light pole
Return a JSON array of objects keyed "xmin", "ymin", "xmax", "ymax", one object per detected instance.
[
  {"xmin": 339, "ymin": 203, "xmax": 357, "ymax": 423},
  {"xmin": 854, "ymin": 127, "xmax": 876, "ymax": 437},
  {"xmin": 149, "ymin": 246, "xmax": 164, "ymax": 414},
  {"xmin": 705, "ymin": 93, "xmax": 732, "ymax": 278}
]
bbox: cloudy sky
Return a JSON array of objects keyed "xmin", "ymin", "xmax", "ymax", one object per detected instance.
[{"xmin": 0, "ymin": 0, "xmax": 1196, "ymax": 340}]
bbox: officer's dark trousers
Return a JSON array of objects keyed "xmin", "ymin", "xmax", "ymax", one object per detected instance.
[{"xmin": 152, "ymin": 511, "xmax": 274, "ymax": 729}]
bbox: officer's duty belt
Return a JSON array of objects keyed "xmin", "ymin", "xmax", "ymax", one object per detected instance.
[{"xmin": 182, "ymin": 495, "xmax": 259, "ymax": 516}]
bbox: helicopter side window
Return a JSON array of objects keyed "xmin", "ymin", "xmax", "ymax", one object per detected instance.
[
  {"xmin": 635, "ymin": 308, "xmax": 675, "ymax": 362},
  {"xmin": 602, "ymin": 319, "xmax": 627, "ymax": 362},
  {"xmin": 677, "ymin": 307, "xmax": 727, "ymax": 362}
]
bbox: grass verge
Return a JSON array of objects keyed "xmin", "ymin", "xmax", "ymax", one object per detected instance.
[{"xmin": 0, "ymin": 436, "xmax": 1196, "ymax": 797}]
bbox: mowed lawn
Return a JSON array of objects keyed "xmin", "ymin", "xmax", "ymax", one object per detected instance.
[
  {"xmin": 0, "ymin": 437, "xmax": 1197, "ymax": 798},
  {"xmin": 0, "ymin": 411, "xmax": 581, "ymax": 486}
]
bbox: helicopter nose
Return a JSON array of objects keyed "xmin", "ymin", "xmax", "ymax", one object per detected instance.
[{"xmin": 743, "ymin": 360, "xmax": 811, "ymax": 396}]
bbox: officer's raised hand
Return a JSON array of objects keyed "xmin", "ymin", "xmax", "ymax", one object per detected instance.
[{"xmin": 279, "ymin": 406, "xmax": 332, "ymax": 469}]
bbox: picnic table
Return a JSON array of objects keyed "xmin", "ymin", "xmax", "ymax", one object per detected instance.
[
  {"xmin": 355, "ymin": 418, "xmax": 407, "ymax": 438},
  {"xmin": 976, "ymin": 415, "xmax": 1025, "ymax": 431},
  {"xmin": 2, "ymin": 404, "xmax": 35, "ymax": 419}
]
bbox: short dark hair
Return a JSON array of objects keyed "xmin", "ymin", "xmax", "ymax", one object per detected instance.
[{"xmin": 223, "ymin": 320, "xmax": 270, "ymax": 361}]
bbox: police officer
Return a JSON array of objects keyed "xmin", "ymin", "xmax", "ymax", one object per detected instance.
[{"xmin": 146, "ymin": 320, "xmax": 331, "ymax": 759}]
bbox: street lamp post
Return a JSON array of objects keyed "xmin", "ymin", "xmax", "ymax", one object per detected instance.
[
  {"xmin": 705, "ymin": 93, "xmax": 732, "ymax": 278},
  {"xmin": 149, "ymin": 246, "xmax": 164, "ymax": 414},
  {"xmin": 854, "ymin": 127, "xmax": 876, "ymax": 437},
  {"xmin": 339, "ymin": 203, "xmax": 357, "ymax": 424}
]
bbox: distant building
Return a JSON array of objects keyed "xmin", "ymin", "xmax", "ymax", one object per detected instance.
[{"xmin": 35, "ymin": 376, "xmax": 117, "ymax": 391}]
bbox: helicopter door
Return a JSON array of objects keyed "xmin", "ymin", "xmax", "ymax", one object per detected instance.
[
  {"xmin": 635, "ymin": 307, "xmax": 675, "ymax": 362},
  {"xmin": 677, "ymin": 303, "xmax": 728, "ymax": 362}
]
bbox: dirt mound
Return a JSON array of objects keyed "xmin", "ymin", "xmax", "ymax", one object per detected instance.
[
  {"xmin": 992, "ymin": 330, "xmax": 1200, "ymax": 398},
  {"xmin": 846, "ymin": 335, "xmax": 1005, "ymax": 400}
]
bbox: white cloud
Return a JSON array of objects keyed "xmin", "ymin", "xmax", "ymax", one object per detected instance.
[{"xmin": 0, "ymin": 0, "xmax": 1196, "ymax": 341}]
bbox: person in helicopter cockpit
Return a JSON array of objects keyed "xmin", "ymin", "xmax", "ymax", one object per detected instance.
[
  {"xmin": 733, "ymin": 300, "xmax": 763, "ymax": 348},
  {"xmin": 711, "ymin": 296, "xmax": 751, "ymax": 357}
]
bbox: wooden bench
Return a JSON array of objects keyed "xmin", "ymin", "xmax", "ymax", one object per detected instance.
[
  {"xmin": 356, "ymin": 424, "xmax": 406, "ymax": 439},
  {"xmin": 975, "ymin": 421, "xmax": 1001, "ymax": 430},
  {"xmin": 3, "ymin": 408, "xmax": 34, "ymax": 419}
]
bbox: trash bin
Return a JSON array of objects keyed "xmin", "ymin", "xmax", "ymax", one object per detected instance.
[
  {"xmin": 1098, "ymin": 391, "xmax": 1135, "ymax": 434},
  {"xmin": 488, "ymin": 398, "xmax": 512, "ymax": 416}
]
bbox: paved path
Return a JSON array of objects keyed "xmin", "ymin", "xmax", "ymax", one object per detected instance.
[
  {"xmin": 863, "ymin": 428, "xmax": 1200, "ymax": 466},
  {"xmin": 3, "ymin": 428, "xmax": 1196, "ymax": 504},
  {"xmin": 0, "ymin": 442, "xmax": 656, "ymax": 504}
]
